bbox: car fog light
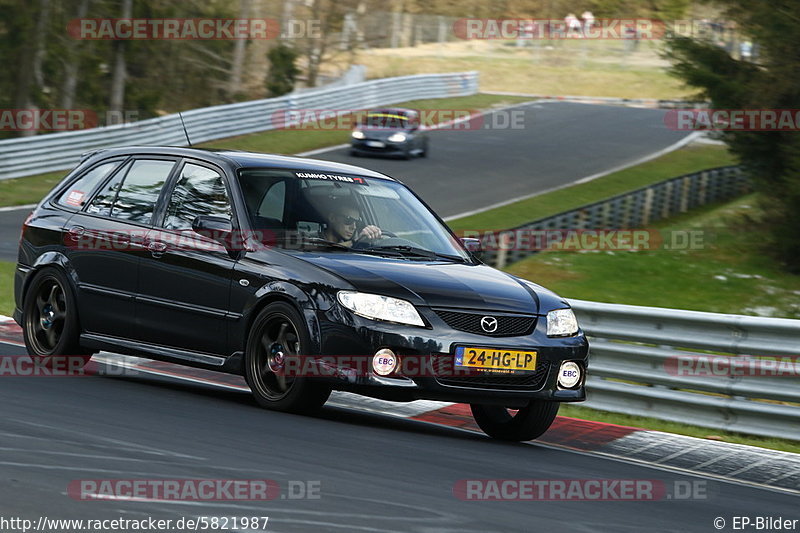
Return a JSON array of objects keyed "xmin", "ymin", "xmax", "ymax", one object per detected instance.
[
  {"xmin": 558, "ymin": 361, "xmax": 582, "ymax": 388},
  {"xmin": 373, "ymin": 349, "xmax": 397, "ymax": 376}
]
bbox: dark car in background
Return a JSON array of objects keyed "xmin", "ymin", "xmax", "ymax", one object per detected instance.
[
  {"xmin": 14, "ymin": 147, "xmax": 587, "ymax": 441},
  {"xmin": 350, "ymin": 107, "xmax": 429, "ymax": 159}
]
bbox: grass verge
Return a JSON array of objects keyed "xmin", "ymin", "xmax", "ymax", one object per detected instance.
[
  {"xmin": 0, "ymin": 261, "xmax": 15, "ymax": 317},
  {"xmin": 505, "ymin": 194, "xmax": 800, "ymax": 318},
  {"xmin": 0, "ymin": 94, "xmax": 533, "ymax": 209},
  {"xmin": 559, "ymin": 404, "xmax": 800, "ymax": 454},
  {"xmin": 0, "ymin": 170, "xmax": 68, "ymax": 208},
  {"xmin": 447, "ymin": 143, "xmax": 737, "ymax": 232}
]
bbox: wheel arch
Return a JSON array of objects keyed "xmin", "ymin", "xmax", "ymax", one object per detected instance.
[
  {"xmin": 243, "ymin": 281, "xmax": 322, "ymax": 355},
  {"xmin": 21, "ymin": 252, "xmax": 80, "ymax": 305}
]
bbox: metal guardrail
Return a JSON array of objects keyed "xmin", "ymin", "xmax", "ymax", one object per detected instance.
[
  {"xmin": 485, "ymin": 165, "xmax": 750, "ymax": 268},
  {"xmin": 569, "ymin": 299, "xmax": 800, "ymax": 440},
  {"xmin": 0, "ymin": 71, "xmax": 479, "ymax": 181}
]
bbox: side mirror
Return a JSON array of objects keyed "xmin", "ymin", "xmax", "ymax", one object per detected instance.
[
  {"xmin": 460, "ymin": 237, "xmax": 483, "ymax": 260},
  {"xmin": 192, "ymin": 215, "xmax": 233, "ymax": 246}
]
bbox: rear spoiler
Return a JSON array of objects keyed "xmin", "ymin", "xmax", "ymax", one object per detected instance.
[{"xmin": 79, "ymin": 148, "xmax": 107, "ymax": 163}]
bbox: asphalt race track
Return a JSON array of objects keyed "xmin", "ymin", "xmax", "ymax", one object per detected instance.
[
  {"xmin": 0, "ymin": 102, "xmax": 689, "ymax": 261},
  {"xmin": 0, "ymin": 343, "xmax": 798, "ymax": 533},
  {"xmin": 314, "ymin": 101, "xmax": 690, "ymax": 218}
]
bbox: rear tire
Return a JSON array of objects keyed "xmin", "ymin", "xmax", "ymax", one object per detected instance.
[
  {"xmin": 244, "ymin": 302, "xmax": 331, "ymax": 414},
  {"xmin": 470, "ymin": 401, "xmax": 559, "ymax": 441},
  {"xmin": 22, "ymin": 267, "xmax": 91, "ymax": 369}
]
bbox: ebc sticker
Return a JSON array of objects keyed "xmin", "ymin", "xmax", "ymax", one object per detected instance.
[{"xmin": 294, "ymin": 172, "xmax": 368, "ymax": 185}]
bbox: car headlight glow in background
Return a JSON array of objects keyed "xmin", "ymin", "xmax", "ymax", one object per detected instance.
[
  {"xmin": 546, "ymin": 308, "xmax": 579, "ymax": 337},
  {"xmin": 337, "ymin": 291, "xmax": 425, "ymax": 327},
  {"xmin": 387, "ymin": 133, "xmax": 407, "ymax": 143},
  {"xmin": 351, "ymin": 130, "xmax": 365, "ymax": 139}
]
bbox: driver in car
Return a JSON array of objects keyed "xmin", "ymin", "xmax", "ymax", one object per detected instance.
[{"xmin": 321, "ymin": 197, "xmax": 381, "ymax": 246}]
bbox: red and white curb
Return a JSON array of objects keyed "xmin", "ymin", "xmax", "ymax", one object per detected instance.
[
  {"xmin": 1, "ymin": 316, "xmax": 797, "ymax": 495},
  {"xmin": 409, "ymin": 403, "xmax": 800, "ymax": 495}
]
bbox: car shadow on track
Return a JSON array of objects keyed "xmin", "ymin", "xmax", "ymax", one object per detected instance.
[{"xmin": 104, "ymin": 371, "xmax": 542, "ymax": 447}]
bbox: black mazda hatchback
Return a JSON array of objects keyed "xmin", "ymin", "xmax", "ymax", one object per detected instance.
[{"xmin": 14, "ymin": 147, "xmax": 588, "ymax": 441}]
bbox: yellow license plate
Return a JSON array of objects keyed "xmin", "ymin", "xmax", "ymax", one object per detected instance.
[{"xmin": 454, "ymin": 346, "xmax": 537, "ymax": 371}]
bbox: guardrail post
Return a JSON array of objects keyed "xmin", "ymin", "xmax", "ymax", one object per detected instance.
[
  {"xmin": 494, "ymin": 232, "xmax": 511, "ymax": 270},
  {"xmin": 642, "ymin": 188, "xmax": 654, "ymax": 225}
]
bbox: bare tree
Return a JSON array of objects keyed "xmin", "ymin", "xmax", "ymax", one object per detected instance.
[
  {"xmin": 60, "ymin": 0, "xmax": 92, "ymax": 109},
  {"xmin": 14, "ymin": 0, "xmax": 51, "ymax": 137},
  {"xmin": 109, "ymin": 0, "xmax": 132, "ymax": 113},
  {"xmin": 227, "ymin": 0, "xmax": 249, "ymax": 98}
]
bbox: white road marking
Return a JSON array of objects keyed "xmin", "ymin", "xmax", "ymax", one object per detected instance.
[{"xmin": 0, "ymin": 204, "xmax": 35, "ymax": 213}]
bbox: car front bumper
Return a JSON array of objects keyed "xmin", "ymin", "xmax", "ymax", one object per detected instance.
[
  {"xmin": 351, "ymin": 139, "xmax": 409, "ymax": 156},
  {"xmin": 308, "ymin": 306, "xmax": 589, "ymax": 407}
]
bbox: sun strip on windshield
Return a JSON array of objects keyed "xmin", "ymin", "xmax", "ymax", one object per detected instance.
[{"xmin": 294, "ymin": 172, "xmax": 369, "ymax": 186}]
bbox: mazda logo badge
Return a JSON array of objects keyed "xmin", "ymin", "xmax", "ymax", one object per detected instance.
[{"xmin": 480, "ymin": 316, "xmax": 498, "ymax": 333}]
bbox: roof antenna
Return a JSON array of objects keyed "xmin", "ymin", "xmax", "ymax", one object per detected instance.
[{"xmin": 178, "ymin": 112, "xmax": 193, "ymax": 147}]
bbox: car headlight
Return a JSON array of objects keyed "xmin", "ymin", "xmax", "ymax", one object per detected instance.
[
  {"xmin": 547, "ymin": 308, "xmax": 579, "ymax": 337},
  {"xmin": 352, "ymin": 130, "xmax": 365, "ymax": 139},
  {"xmin": 337, "ymin": 291, "xmax": 425, "ymax": 327},
  {"xmin": 387, "ymin": 133, "xmax": 407, "ymax": 143}
]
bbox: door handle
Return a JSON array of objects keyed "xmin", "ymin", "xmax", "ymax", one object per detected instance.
[
  {"xmin": 67, "ymin": 226, "xmax": 85, "ymax": 241},
  {"xmin": 147, "ymin": 240, "xmax": 168, "ymax": 257}
]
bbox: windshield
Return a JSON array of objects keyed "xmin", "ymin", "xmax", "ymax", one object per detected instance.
[
  {"xmin": 237, "ymin": 168, "xmax": 470, "ymax": 261},
  {"xmin": 361, "ymin": 113, "xmax": 410, "ymax": 129}
]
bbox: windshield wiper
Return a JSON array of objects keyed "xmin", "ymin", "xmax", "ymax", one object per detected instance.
[{"xmin": 364, "ymin": 244, "xmax": 465, "ymax": 262}]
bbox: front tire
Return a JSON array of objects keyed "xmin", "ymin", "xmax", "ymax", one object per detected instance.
[
  {"xmin": 22, "ymin": 267, "xmax": 91, "ymax": 368},
  {"xmin": 244, "ymin": 302, "xmax": 331, "ymax": 413},
  {"xmin": 470, "ymin": 401, "xmax": 559, "ymax": 441}
]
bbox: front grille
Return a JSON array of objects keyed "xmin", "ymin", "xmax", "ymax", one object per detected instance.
[
  {"xmin": 432, "ymin": 355, "xmax": 550, "ymax": 391},
  {"xmin": 434, "ymin": 309, "xmax": 536, "ymax": 337}
]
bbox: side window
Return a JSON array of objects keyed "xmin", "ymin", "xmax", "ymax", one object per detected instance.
[
  {"xmin": 163, "ymin": 163, "xmax": 231, "ymax": 230},
  {"xmin": 258, "ymin": 180, "xmax": 286, "ymax": 222},
  {"xmin": 56, "ymin": 160, "xmax": 121, "ymax": 209},
  {"xmin": 112, "ymin": 160, "xmax": 175, "ymax": 224},
  {"xmin": 86, "ymin": 160, "xmax": 132, "ymax": 217},
  {"xmin": 86, "ymin": 159, "xmax": 175, "ymax": 224}
]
